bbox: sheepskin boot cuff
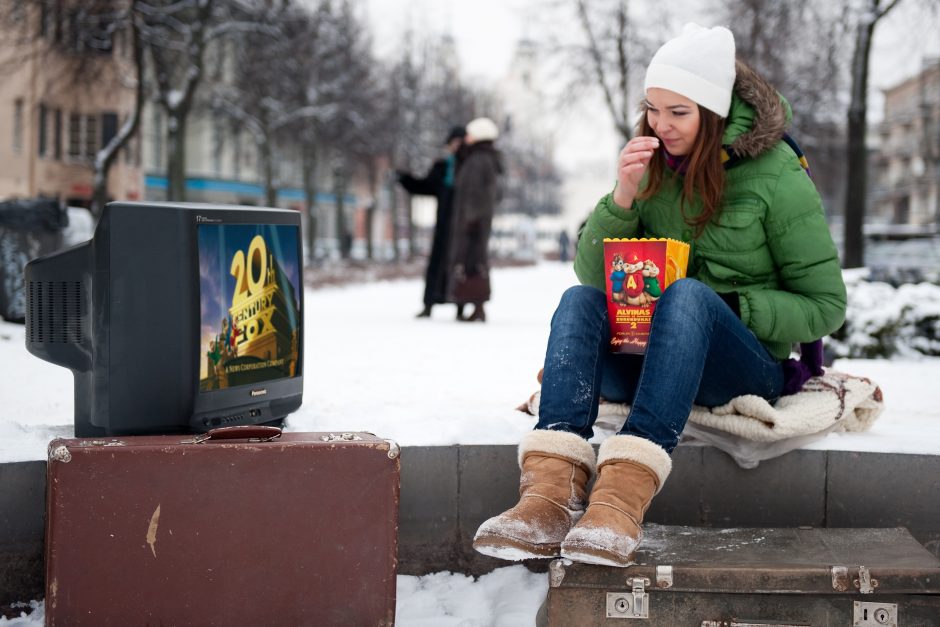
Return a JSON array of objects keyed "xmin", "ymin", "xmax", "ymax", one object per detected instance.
[
  {"xmin": 518, "ymin": 429, "xmax": 596, "ymax": 479},
  {"xmin": 597, "ymin": 434, "xmax": 672, "ymax": 494}
]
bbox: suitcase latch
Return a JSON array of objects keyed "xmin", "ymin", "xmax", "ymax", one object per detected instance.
[
  {"xmin": 854, "ymin": 566, "xmax": 879, "ymax": 594},
  {"xmin": 606, "ymin": 577, "xmax": 650, "ymax": 619}
]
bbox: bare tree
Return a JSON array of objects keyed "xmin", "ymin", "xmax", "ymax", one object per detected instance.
[
  {"xmin": 139, "ymin": 0, "xmax": 215, "ymax": 201},
  {"xmin": 575, "ymin": 0, "xmax": 633, "ymax": 142},
  {"xmin": 524, "ymin": 0, "xmax": 666, "ymax": 145},
  {"xmin": 843, "ymin": 0, "xmax": 904, "ymax": 268},
  {"xmin": 141, "ymin": 0, "xmax": 272, "ymax": 201},
  {"xmin": 92, "ymin": 0, "xmax": 145, "ymax": 217},
  {"xmin": 211, "ymin": 3, "xmax": 318, "ymax": 207},
  {"xmin": 286, "ymin": 0, "xmax": 334, "ymax": 264},
  {"xmin": 275, "ymin": 0, "xmax": 376, "ymax": 263},
  {"xmin": 714, "ymin": 0, "xmax": 850, "ymax": 215}
]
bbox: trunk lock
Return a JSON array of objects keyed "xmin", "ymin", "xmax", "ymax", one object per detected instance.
[{"xmin": 606, "ymin": 577, "xmax": 650, "ymax": 619}]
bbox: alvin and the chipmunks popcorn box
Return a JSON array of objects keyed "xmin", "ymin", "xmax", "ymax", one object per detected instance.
[{"xmin": 603, "ymin": 238, "xmax": 690, "ymax": 354}]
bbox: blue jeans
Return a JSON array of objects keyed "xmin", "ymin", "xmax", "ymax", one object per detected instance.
[{"xmin": 535, "ymin": 280, "xmax": 784, "ymax": 453}]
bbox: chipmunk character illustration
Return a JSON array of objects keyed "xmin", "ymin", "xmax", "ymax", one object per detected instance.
[
  {"xmin": 622, "ymin": 254, "xmax": 646, "ymax": 305},
  {"xmin": 640, "ymin": 259, "xmax": 662, "ymax": 305},
  {"xmin": 609, "ymin": 254, "xmax": 628, "ymax": 303}
]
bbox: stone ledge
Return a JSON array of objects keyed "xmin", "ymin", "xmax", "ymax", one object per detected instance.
[{"xmin": 3, "ymin": 445, "xmax": 939, "ymax": 605}]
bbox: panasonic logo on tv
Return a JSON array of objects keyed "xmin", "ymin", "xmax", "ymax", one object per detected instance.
[
  {"xmin": 195, "ymin": 215, "xmax": 222, "ymax": 223},
  {"xmin": 250, "ymin": 388, "xmax": 268, "ymax": 397}
]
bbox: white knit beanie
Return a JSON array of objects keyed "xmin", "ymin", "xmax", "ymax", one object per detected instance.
[
  {"xmin": 466, "ymin": 117, "xmax": 499, "ymax": 142},
  {"xmin": 644, "ymin": 23, "xmax": 736, "ymax": 118}
]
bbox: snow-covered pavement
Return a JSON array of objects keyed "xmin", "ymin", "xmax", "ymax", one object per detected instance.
[{"xmin": 2, "ymin": 262, "xmax": 939, "ymax": 462}]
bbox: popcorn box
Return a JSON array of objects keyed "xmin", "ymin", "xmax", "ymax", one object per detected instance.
[{"xmin": 603, "ymin": 238, "xmax": 691, "ymax": 354}]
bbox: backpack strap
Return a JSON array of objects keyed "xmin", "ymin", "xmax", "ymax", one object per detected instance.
[{"xmin": 721, "ymin": 132, "xmax": 812, "ymax": 178}]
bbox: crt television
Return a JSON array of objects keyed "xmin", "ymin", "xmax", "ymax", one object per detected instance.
[{"xmin": 25, "ymin": 201, "xmax": 304, "ymax": 437}]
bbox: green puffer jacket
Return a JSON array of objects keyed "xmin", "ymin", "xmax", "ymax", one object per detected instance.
[{"xmin": 574, "ymin": 62, "xmax": 846, "ymax": 360}]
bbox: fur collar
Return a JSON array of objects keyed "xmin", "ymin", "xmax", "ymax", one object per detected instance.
[{"xmin": 728, "ymin": 60, "xmax": 789, "ymax": 159}]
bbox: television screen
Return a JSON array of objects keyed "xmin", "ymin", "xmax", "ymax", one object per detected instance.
[{"xmin": 198, "ymin": 224, "xmax": 302, "ymax": 392}]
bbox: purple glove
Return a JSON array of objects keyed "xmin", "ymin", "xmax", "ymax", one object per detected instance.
[{"xmin": 780, "ymin": 339, "xmax": 824, "ymax": 396}]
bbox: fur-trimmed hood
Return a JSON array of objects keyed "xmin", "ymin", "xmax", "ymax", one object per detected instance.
[{"xmin": 724, "ymin": 60, "xmax": 791, "ymax": 159}]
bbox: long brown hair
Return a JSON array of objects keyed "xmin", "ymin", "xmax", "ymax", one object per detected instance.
[{"xmin": 636, "ymin": 104, "xmax": 726, "ymax": 237}]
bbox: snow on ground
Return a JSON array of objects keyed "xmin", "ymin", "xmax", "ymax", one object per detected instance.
[
  {"xmin": 0, "ymin": 566, "xmax": 549, "ymax": 626},
  {"xmin": 2, "ymin": 262, "xmax": 940, "ymax": 623},
  {"xmin": 1, "ymin": 262, "xmax": 939, "ymax": 462}
]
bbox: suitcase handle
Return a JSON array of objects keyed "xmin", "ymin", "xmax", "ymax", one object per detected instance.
[{"xmin": 192, "ymin": 426, "xmax": 283, "ymax": 443}]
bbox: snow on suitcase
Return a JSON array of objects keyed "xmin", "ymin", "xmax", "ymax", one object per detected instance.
[
  {"xmin": 539, "ymin": 524, "xmax": 940, "ymax": 626},
  {"xmin": 45, "ymin": 427, "xmax": 399, "ymax": 626}
]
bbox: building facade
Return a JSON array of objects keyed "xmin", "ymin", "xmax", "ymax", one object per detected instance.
[
  {"xmin": 0, "ymin": 3, "xmax": 142, "ymax": 207},
  {"xmin": 873, "ymin": 59, "xmax": 940, "ymax": 228}
]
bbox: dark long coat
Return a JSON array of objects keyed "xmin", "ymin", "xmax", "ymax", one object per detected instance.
[
  {"xmin": 449, "ymin": 141, "xmax": 501, "ymax": 304},
  {"xmin": 398, "ymin": 158, "xmax": 457, "ymax": 307}
]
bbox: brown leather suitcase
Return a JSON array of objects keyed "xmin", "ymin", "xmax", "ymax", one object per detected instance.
[
  {"xmin": 538, "ymin": 525, "xmax": 940, "ymax": 626},
  {"xmin": 44, "ymin": 427, "xmax": 399, "ymax": 626}
]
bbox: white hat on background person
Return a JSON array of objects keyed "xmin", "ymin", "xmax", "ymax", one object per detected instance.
[
  {"xmin": 465, "ymin": 117, "xmax": 499, "ymax": 143},
  {"xmin": 643, "ymin": 23, "xmax": 736, "ymax": 118}
]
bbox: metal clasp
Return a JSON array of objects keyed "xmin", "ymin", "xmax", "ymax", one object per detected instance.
[
  {"xmin": 606, "ymin": 577, "xmax": 650, "ymax": 619},
  {"xmin": 855, "ymin": 565, "xmax": 879, "ymax": 594},
  {"xmin": 631, "ymin": 577, "xmax": 649, "ymax": 617}
]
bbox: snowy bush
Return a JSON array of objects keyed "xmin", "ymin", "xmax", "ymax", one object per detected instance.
[{"xmin": 827, "ymin": 270, "xmax": 940, "ymax": 358}]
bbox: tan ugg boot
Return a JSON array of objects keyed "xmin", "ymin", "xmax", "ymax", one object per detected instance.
[
  {"xmin": 473, "ymin": 430, "xmax": 595, "ymax": 560},
  {"xmin": 560, "ymin": 434, "xmax": 672, "ymax": 567}
]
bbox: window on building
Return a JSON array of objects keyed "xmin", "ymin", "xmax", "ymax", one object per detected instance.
[
  {"xmin": 38, "ymin": 0, "xmax": 59, "ymax": 38},
  {"xmin": 92, "ymin": 18, "xmax": 114, "ymax": 55},
  {"xmin": 39, "ymin": 0, "xmax": 49, "ymax": 37},
  {"xmin": 85, "ymin": 114, "xmax": 98, "ymax": 159},
  {"xmin": 113, "ymin": 27, "xmax": 125, "ymax": 57},
  {"xmin": 212, "ymin": 120, "xmax": 224, "ymax": 176},
  {"xmin": 38, "ymin": 104, "xmax": 48, "ymax": 157},
  {"xmin": 65, "ymin": 9, "xmax": 113, "ymax": 54},
  {"xmin": 152, "ymin": 108, "xmax": 163, "ymax": 169},
  {"xmin": 54, "ymin": 2, "xmax": 64, "ymax": 43},
  {"xmin": 233, "ymin": 127, "xmax": 242, "ymax": 179},
  {"xmin": 11, "ymin": 0, "xmax": 25, "ymax": 24},
  {"xmin": 13, "ymin": 99, "xmax": 24, "ymax": 154},
  {"xmin": 65, "ymin": 10, "xmax": 81, "ymax": 51},
  {"xmin": 54, "ymin": 109, "xmax": 62, "ymax": 160},
  {"xmin": 243, "ymin": 140, "xmax": 254, "ymax": 171},
  {"xmin": 68, "ymin": 112, "xmax": 82, "ymax": 159},
  {"xmin": 124, "ymin": 134, "xmax": 135, "ymax": 165},
  {"xmin": 76, "ymin": 10, "xmax": 114, "ymax": 55},
  {"xmin": 101, "ymin": 112, "xmax": 118, "ymax": 151}
]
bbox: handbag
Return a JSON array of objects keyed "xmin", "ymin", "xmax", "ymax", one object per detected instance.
[{"xmin": 451, "ymin": 272, "xmax": 490, "ymax": 303}]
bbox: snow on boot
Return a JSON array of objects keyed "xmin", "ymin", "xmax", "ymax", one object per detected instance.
[
  {"xmin": 473, "ymin": 429, "xmax": 595, "ymax": 561},
  {"xmin": 561, "ymin": 434, "xmax": 672, "ymax": 567}
]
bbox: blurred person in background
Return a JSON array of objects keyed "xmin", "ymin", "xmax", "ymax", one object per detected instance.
[
  {"xmin": 558, "ymin": 229, "xmax": 571, "ymax": 263},
  {"xmin": 398, "ymin": 126, "xmax": 467, "ymax": 319},
  {"xmin": 450, "ymin": 117, "xmax": 502, "ymax": 323}
]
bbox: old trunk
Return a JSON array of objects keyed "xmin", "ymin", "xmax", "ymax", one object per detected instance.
[{"xmin": 45, "ymin": 429, "xmax": 400, "ymax": 625}]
